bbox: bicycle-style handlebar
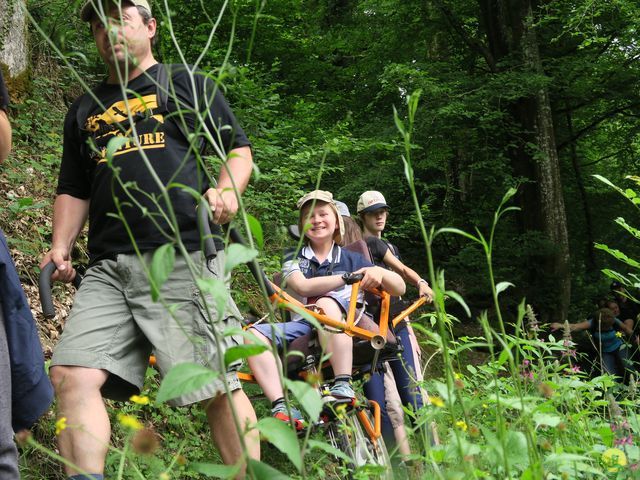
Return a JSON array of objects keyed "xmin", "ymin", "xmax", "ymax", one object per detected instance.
[{"xmin": 39, "ymin": 262, "xmax": 82, "ymax": 319}]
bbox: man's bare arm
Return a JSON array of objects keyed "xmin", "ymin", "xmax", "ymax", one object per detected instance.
[
  {"xmin": 40, "ymin": 194, "xmax": 90, "ymax": 283},
  {"xmin": 204, "ymin": 146, "xmax": 253, "ymax": 224}
]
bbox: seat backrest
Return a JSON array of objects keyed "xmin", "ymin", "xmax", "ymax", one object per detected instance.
[{"xmin": 343, "ymin": 239, "xmax": 372, "ymax": 263}]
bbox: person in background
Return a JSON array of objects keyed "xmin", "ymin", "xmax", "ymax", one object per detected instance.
[
  {"xmin": 551, "ymin": 308, "xmax": 634, "ymax": 380},
  {"xmin": 611, "ymin": 282, "xmax": 640, "ymax": 336},
  {"xmin": 0, "ymin": 68, "xmax": 54, "ymax": 480},
  {"xmin": 357, "ymin": 190, "xmax": 433, "ymax": 459}
]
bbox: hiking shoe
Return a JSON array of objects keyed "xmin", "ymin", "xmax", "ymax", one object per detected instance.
[
  {"xmin": 322, "ymin": 382, "xmax": 356, "ymax": 404},
  {"xmin": 272, "ymin": 403, "xmax": 306, "ymax": 431}
]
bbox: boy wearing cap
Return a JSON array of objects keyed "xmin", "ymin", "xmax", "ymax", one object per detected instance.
[
  {"xmin": 357, "ymin": 190, "xmax": 433, "ymax": 458},
  {"xmin": 247, "ymin": 190, "xmax": 405, "ymax": 428},
  {"xmin": 39, "ymin": 1, "xmax": 258, "ymax": 478}
]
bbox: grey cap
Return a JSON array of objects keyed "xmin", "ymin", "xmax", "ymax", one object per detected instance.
[{"xmin": 335, "ymin": 200, "xmax": 350, "ymax": 217}]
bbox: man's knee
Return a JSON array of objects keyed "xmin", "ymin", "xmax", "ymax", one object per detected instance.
[{"xmin": 50, "ymin": 366, "xmax": 107, "ymax": 396}]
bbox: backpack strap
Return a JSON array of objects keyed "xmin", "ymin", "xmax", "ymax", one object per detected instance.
[
  {"xmin": 155, "ymin": 63, "xmax": 169, "ymax": 113},
  {"xmin": 75, "ymin": 92, "xmax": 98, "ymax": 160},
  {"xmin": 155, "ymin": 63, "xmax": 205, "ymax": 153}
]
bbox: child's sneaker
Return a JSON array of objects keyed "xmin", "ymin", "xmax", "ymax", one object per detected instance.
[
  {"xmin": 271, "ymin": 402, "xmax": 306, "ymax": 431},
  {"xmin": 322, "ymin": 382, "xmax": 356, "ymax": 404}
]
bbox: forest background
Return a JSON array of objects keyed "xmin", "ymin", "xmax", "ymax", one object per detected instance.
[
  {"xmin": 1, "ymin": 0, "xmax": 640, "ymax": 477},
  {"xmin": 1, "ymin": 0, "xmax": 639, "ymax": 326}
]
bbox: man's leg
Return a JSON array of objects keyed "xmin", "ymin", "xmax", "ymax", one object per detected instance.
[
  {"xmin": 205, "ymin": 389, "xmax": 259, "ymax": 476},
  {"xmin": 50, "ymin": 366, "xmax": 110, "ymax": 476}
]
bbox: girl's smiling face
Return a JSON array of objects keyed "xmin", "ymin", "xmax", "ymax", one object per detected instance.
[{"xmin": 301, "ymin": 202, "xmax": 338, "ymax": 246}]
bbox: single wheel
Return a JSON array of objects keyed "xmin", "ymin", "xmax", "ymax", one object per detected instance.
[{"xmin": 327, "ymin": 407, "xmax": 392, "ymax": 479}]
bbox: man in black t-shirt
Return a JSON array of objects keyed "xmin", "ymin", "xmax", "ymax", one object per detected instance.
[{"xmin": 39, "ymin": 2, "xmax": 258, "ymax": 478}]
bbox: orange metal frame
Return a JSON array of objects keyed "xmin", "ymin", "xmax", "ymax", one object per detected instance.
[
  {"xmin": 267, "ymin": 279, "xmax": 391, "ymax": 344},
  {"xmin": 236, "ymin": 280, "xmax": 426, "ymax": 443}
]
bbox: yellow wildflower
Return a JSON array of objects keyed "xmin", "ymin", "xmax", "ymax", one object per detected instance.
[
  {"xmin": 129, "ymin": 394, "xmax": 150, "ymax": 405},
  {"xmin": 616, "ymin": 332, "xmax": 623, "ymax": 338},
  {"xmin": 455, "ymin": 420, "xmax": 468, "ymax": 432},
  {"xmin": 454, "ymin": 372, "xmax": 462, "ymax": 379},
  {"xmin": 429, "ymin": 396, "xmax": 445, "ymax": 408},
  {"xmin": 118, "ymin": 413, "xmax": 143, "ymax": 430},
  {"xmin": 601, "ymin": 448, "xmax": 627, "ymax": 472},
  {"xmin": 482, "ymin": 403, "xmax": 489, "ymax": 409},
  {"xmin": 55, "ymin": 417, "xmax": 67, "ymax": 435}
]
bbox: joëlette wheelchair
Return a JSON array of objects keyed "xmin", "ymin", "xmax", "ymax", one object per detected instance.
[{"xmin": 38, "ymin": 207, "xmax": 427, "ymax": 477}]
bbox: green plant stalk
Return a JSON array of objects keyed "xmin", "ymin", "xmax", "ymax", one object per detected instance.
[
  {"xmin": 395, "ymin": 91, "xmax": 475, "ymax": 478},
  {"xmin": 115, "ymin": 433, "xmax": 130, "ymax": 480},
  {"xmin": 246, "ymin": 0, "xmax": 266, "ymax": 64}
]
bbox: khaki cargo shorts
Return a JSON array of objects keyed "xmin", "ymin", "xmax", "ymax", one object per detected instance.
[{"xmin": 51, "ymin": 251, "xmax": 242, "ymax": 406}]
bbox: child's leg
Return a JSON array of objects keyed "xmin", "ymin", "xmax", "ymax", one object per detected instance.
[
  {"xmin": 246, "ymin": 329, "xmax": 285, "ymax": 402},
  {"xmin": 316, "ymin": 297, "xmax": 352, "ymax": 376}
]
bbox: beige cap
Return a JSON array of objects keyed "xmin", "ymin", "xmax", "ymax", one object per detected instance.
[
  {"xmin": 81, "ymin": 0, "xmax": 152, "ymax": 22},
  {"xmin": 357, "ymin": 190, "xmax": 390, "ymax": 214},
  {"xmin": 296, "ymin": 190, "xmax": 344, "ymax": 244}
]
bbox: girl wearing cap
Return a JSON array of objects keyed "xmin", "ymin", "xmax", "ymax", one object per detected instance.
[
  {"xmin": 247, "ymin": 190, "xmax": 405, "ymax": 428},
  {"xmin": 357, "ymin": 190, "xmax": 433, "ymax": 457}
]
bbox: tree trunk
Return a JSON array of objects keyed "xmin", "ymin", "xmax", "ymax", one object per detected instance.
[
  {"xmin": 519, "ymin": 2, "xmax": 571, "ymax": 323},
  {"xmin": 0, "ymin": 0, "xmax": 29, "ymax": 77},
  {"xmin": 565, "ymin": 104, "xmax": 597, "ymax": 272},
  {"xmin": 476, "ymin": 0, "xmax": 571, "ymax": 322}
]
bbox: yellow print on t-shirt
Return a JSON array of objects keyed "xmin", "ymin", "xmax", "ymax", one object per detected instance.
[{"xmin": 84, "ymin": 94, "xmax": 166, "ymax": 163}]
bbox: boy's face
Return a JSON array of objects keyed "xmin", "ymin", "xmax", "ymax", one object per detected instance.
[
  {"xmin": 91, "ymin": 3, "xmax": 155, "ymax": 70},
  {"xmin": 302, "ymin": 202, "xmax": 338, "ymax": 244},
  {"xmin": 362, "ymin": 208, "xmax": 388, "ymax": 234}
]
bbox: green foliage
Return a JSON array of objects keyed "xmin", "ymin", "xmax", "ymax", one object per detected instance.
[
  {"xmin": 156, "ymin": 363, "xmax": 219, "ymax": 404},
  {"xmin": 9, "ymin": 0, "xmax": 640, "ymax": 478},
  {"xmin": 594, "ymin": 176, "xmax": 640, "ymax": 293}
]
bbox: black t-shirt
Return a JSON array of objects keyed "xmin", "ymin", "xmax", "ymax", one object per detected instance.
[
  {"xmin": 0, "ymin": 70, "xmax": 8, "ymax": 112},
  {"xmin": 57, "ymin": 64, "xmax": 251, "ymax": 264},
  {"xmin": 364, "ymin": 236, "xmax": 409, "ymax": 327},
  {"xmin": 365, "ymin": 236, "xmax": 402, "ymax": 266}
]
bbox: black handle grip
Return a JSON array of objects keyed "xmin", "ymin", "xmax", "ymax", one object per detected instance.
[
  {"xmin": 39, "ymin": 261, "xmax": 82, "ymax": 319},
  {"xmin": 198, "ymin": 201, "xmax": 217, "ymax": 260},
  {"xmin": 342, "ymin": 272, "xmax": 364, "ymax": 285}
]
